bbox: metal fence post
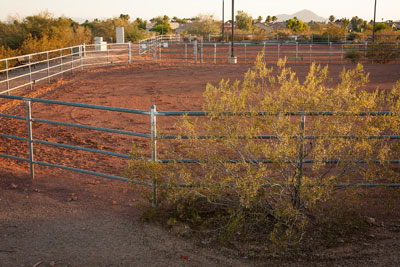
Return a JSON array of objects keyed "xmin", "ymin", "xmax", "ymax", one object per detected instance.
[
  {"xmin": 341, "ymin": 43, "xmax": 344, "ymax": 64},
  {"xmin": 185, "ymin": 43, "xmax": 187, "ymax": 62},
  {"xmin": 278, "ymin": 43, "xmax": 281, "ymax": 62},
  {"xmin": 26, "ymin": 100, "xmax": 35, "ymax": 179},
  {"xmin": 60, "ymin": 49, "xmax": 63, "ymax": 77},
  {"xmin": 329, "ymin": 42, "xmax": 332, "ymax": 63},
  {"xmin": 107, "ymin": 45, "xmax": 110, "ymax": 64},
  {"xmin": 159, "ymin": 42, "xmax": 162, "ymax": 60},
  {"xmin": 193, "ymin": 40, "xmax": 198, "ymax": 64},
  {"xmin": 309, "ymin": 44, "xmax": 312, "ymax": 63},
  {"xmin": 296, "ymin": 42, "xmax": 298, "ymax": 63},
  {"xmin": 263, "ymin": 42, "xmax": 266, "ymax": 61},
  {"xmin": 295, "ymin": 115, "xmax": 306, "ymax": 209},
  {"xmin": 28, "ymin": 55, "xmax": 32, "ymax": 90},
  {"xmin": 5, "ymin": 60, "xmax": 9, "ymax": 95},
  {"xmin": 128, "ymin": 42, "xmax": 132, "ymax": 64},
  {"xmin": 70, "ymin": 47, "xmax": 73, "ymax": 73},
  {"xmin": 153, "ymin": 40, "xmax": 157, "ymax": 62},
  {"xmin": 151, "ymin": 105, "xmax": 157, "ymax": 207},
  {"xmin": 80, "ymin": 45, "xmax": 84, "ymax": 70},
  {"xmin": 365, "ymin": 42, "xmax": 368, "ymax": 64},
  {"xmin": 200, "ymin": 42, "xmax": 203, "ymax": 64},
  {"xmin": 46, "ymin": 52, "xmax": 50, "ymax": 83},
  {"xmin": 397, "ymin": 41, "xmax": 399, "ymax": 64},
  {"xmin": 214, "ymin": 43, "xmax": 217, "ymax": 64},
  {"xmin": 244, "ymin": 43, "xmax": 247, "ymax": 64}
]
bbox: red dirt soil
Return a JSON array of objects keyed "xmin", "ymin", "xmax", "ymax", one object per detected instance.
[{"xmin": 1, "ymin": 62, "xmax": 400, "ymax": 266}]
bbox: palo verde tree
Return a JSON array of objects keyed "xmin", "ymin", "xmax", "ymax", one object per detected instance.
[
  {"xmin": 127, "ymin": 54, "xmax": 400, "ymax": 250},
  {"xmin": 187, "ymin": 14, "xmax": 220, "ymax": 35},
  {"xmin": 286, "ymin": 17, "xmax": 309, "ymax": 32},
  {"xmin": 236, "ymin": 10, "xmax": 253, "ymax": 32}
]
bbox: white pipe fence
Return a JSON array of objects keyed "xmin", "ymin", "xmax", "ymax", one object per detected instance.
[{"xmin": 1, "ymin": 39, "xmax": 399, "ymax": 95}]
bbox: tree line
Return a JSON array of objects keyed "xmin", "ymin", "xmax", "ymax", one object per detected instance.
[{"xmin": 1, "ymin": 11, "xmax": 399, "ymax": 60}]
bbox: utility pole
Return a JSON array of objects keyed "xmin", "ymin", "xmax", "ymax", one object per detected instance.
[
  {"xmin": 231, "ymin": 0, "xmax": 234, "ymax": 57},
  {"xmin": 228, "ymin": 0, "xmax": 237, "ymax": 63},
  {"xmin": 222, "ymin": 0, "xmax": 225, "ymax": 40},
  {"xmin": 372, "ymin": 0, "xmax": 377, "ymax": 42}
]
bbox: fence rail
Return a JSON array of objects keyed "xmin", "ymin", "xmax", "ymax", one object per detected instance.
[
  {"xmin": 1, "ymin": 38, "xmax": 399, "ymax": 96},
  {"xmin": 1, "ymin": 95, "xmax": 400, "ymax": 207}
]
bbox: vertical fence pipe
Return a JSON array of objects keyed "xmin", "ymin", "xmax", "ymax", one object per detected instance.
[
  {"xmin": 295, "ymin": 115, "xmax": 306, "ymax": 208},
  {"xmin": 244, "ymin": 43, "xmax": 247, "ymax": 64},
  {"xmin": 296, "ymin": 42, "xmax": 298, "ymax": 63},
  {"xmin": 5, "ymin": 60, "xmax": 9, "ymax": 95},
  {"xmin": 128, "ymin": 42, "xmax": 132, "ymax": 64},
  {"xmin": 153, "ymin": 41, "xmax": 157, "ymax": 62},
  {"xmin": 70, "ymin": 47, "xmax": 73, "ymax": 73},
  {"xmin": 46, "ymin": 52, "xmax": 50, "ymax": 83},
  {"xmin": 60, "ymin": 49, "xmax": 63, "ymax": 77},
  {"xmin": 397, "ymin": 41, "xmax": 399, "ymax": 63},
  {"xmin": 28, "ymin": 55, "xmax": 32, "ymax": 90},
  {"xmin": 214, "ymin": 43, "xmax": 217, "ymax": 64},
  {"xmin": 341, "ymin": 43, "xmax": 344, "ymax": 64},
  {"xmin": 193, "ymin": 40, "xmax": 198, "ymax": 64},
  {"xmin": 26, "ymin": 100, "xmax": 35, "ymax": 179},
  {"xmin": 309, "ymin": 44, "xmax": 312, "ymax": 63},
  {"xmin": 263, "ymin": 42, "xmax": 266, "ymax": 61},
  {"xmin": 80, "ymin": 45, "xmax": 83, "ymax": 70},
  {"xmin": 151, "ymin": 105, "xmax": 157, "ymax": 207},
  {"xmin": 185, "ymin": 43, "xmax": 187, "ymax": 62},
  {"xmin": 278, "ymin": 43, "xmax": 280, "ymax": 62},
  {"xmin": 200, "ymin": 43, "xmax": 203, "ymax": 64},
  {"xmin": 159, "ymin": 43, "xmax": 161, "ymax": 60},
  {"xmin": 107, "ymin": 45, "xmax": 110, "ymax": 64},
  {"xmin": 365, "ymin": 42, "xmax": 368, "ymax": 63},
  {"xmin": 329, "ymin": 42, "xmax": 332, "ymax": 63}
]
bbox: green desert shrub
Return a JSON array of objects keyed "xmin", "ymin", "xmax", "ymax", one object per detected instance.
[{"xmin": 126, "ymin": 54, "xmax": 400, "ymax": 252}]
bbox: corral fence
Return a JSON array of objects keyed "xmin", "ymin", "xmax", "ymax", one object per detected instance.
[
  {"xmin": 1, "ymin": 94, "xmax": 400, "ymax": 207},
  {"xmin": 180, "ymin": 33, "xmax": 400, "ymax": 44},
  {"xmin": 1, "ymin": 35, "xmax": 399, "ymax": 95}
]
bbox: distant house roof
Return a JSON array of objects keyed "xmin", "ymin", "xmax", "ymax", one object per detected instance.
[
  {"xmin": 267, "ymin": 22, "xmax": 287, "ymax": 31},
  {"xmin": 222, "ymin": 23, "xmax": 237, "ymax": 30},
  {"xmin": 170, "ymin": 22, "xmax": 180, "ymax": 30},
  {"xmin": 176, "ymin": 23, "xmax": 192, "ymax": 34},
  {"xmin": 254, "ymin": 22, "xmax": 274, "ymax": 33},
  {"xmin": 146, "ymin": 22, "xmax": 156, "ymax": 31}
]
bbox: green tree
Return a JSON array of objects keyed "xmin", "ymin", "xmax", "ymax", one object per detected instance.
[
  {"xmin": 350, "ymin": 16, "xmax": 367, "ymax": 32},
  {"xmin": 150, "ymin": 15, "xmax": 172, "ymax": 34},
  {"xmin": 135, "ymin": 18, "xmax": 147, "ymax": 30},
  {"xmin": 286, "ymin": 17, "xmax": 309, "ymax": 32},
  {"xmin": 329, "ymin": 15, "xmax": 335, "ymax": 23},
  {"xmin": 257, "ymin": 16, "xmax": 263, "ymax": 23},
  {"xmin": 265, "ymin": 15, "xmax": 271, "ymax": 23},
  {"xmin": 187, "ymin": 14, "xmax": 220, "ymax": 35},
  {"xmin": 272, "ymin": 16, "xmax": 278, "ymax": 22},
  {"xmin": 374, "ymin": 22, "xmax": 391, "ymax": 32},
  {"xmin": 235, "ymin": 10, "xmax": 253, "ymax": 32}
]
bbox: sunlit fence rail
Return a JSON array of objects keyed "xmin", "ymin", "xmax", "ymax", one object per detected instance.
[
  {"xmin": 1, "ymin": 39, "xmax": 399, "ymax": 95},
  {"xmin": 1, "ymin": 95, "xmax": 400, "ymax": 207}
]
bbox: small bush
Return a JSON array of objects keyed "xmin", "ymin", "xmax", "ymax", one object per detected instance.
[{"xmin": 344, "ymin": 46, "xmax": 361, "ymax": 62}]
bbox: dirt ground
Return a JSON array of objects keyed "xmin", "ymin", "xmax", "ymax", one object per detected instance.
[{"xmin": 1, "ymin": 62, "xmax": 400, "ymax": 266}]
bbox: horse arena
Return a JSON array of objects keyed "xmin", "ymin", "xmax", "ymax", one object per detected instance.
[{"xmin": 1, "ymin": 40, "xmax": 400, "ymax": 265}]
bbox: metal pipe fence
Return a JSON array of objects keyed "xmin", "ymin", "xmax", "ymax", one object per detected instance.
[
  {"xmin": 1, "ymin": 95, "xmax": 400, "ymax": 207},
  {"xmin": 1, "ymin": 39, "xmax": 400, "ymax": 95}
]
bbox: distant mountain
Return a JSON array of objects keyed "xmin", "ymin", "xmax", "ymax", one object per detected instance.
[{"xmin": 276, "ymin": 9, "xmax": 326, "ymax": 22}]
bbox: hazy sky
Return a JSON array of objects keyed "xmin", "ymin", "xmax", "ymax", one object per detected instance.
[{"xmin": 0, "ymin": 0, "xmax": 399, "ymax": 22}]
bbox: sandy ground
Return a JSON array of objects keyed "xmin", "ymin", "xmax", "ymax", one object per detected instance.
[{"xmin": 1, "ymin": 62, "xmax": 400, "ymax": 266}]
